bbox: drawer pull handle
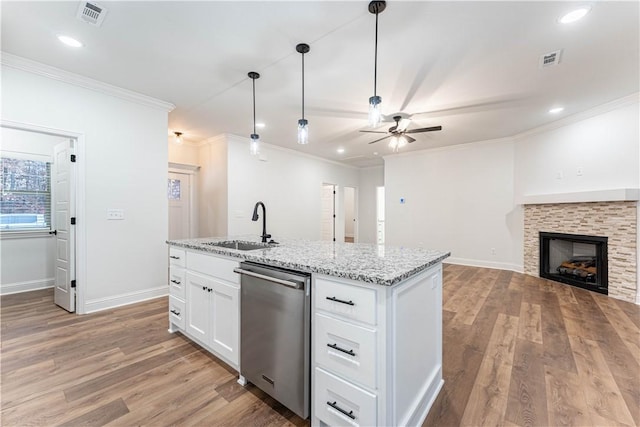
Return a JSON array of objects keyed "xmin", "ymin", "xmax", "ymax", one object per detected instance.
[
  {"xmin": 170, "ymin": 279, "xmax": 181, "ymax": 285},
  {"xmin": 326, "ymin": 296, "xmax": 354, "ymax": 306},
  {"xmin": 327, "ymin": 343, "xmax": 356, "ymax": 357},
  {"xmin": 169, "ymin": 255, "xmax": 181, "ymax": 260},
  {"xmin": 170, "ymin": 309, "xmax": 180, "ymax": 316},
  {"xmin": 327, "ymin": 401, "xmax": 355, "ymax": 420}
]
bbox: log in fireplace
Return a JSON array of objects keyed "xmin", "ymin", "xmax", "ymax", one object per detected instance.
[{"xmin": 539, "ymin": 232, "xmax": 608, "ymax": 295}]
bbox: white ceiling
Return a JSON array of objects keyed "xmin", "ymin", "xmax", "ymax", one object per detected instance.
[{"xmin": 2, "ymin": 1, "xmax": 638, "ymax": 167}]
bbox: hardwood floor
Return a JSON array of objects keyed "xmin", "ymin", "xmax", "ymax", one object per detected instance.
[{"xmin": 1, "ymin": 265, "xmax": 638, "ymax": 426}]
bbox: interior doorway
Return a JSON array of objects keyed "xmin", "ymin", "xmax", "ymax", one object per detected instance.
[
  {"xmin": 1, "ymin": 121, "xmax": 83, "ymax": 313},
  {"xmin": 344, "ymin": 186, "xmax": 357, "ymax": 243},
  {"xmin": 321, "ymin": 184, "xmax": 336, "ymax": 242}
]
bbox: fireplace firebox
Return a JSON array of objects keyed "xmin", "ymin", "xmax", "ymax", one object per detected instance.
[{"xmin": 539, "ymin": 232, "xmax": 608, "ymax": 295}]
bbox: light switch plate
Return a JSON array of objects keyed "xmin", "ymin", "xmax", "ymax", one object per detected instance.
[{"xmin": 107, "ymin": 209, "xmax": 124, "ymax": 220}]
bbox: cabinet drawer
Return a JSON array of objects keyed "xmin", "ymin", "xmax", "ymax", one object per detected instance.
[
  {"xmin": 187, "ymin": 252, "xmax": 239, "ymax": 286},
  {"xmin": 315, "ymin": 313, "xmax": 377, "ymax": 389},
  {"xmin": 314, "ymin": 367, "xmax": 376, "ymax": 427},
  {"xmin": 315, "ymin": 278, "xmax": 376, "ymax": 325},
  {"xmin": 169, "ymin": 247, "xmax": 186, "ymax": 268},
  {"xmin": 169, "ymin": 295, "xmax": 185, "ymax": 330},
  {"xmin": 169, "ymin": 267, "xmax": 186, "ymax": 299}
]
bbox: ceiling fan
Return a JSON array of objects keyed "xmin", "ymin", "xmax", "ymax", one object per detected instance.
[{"xmin": 361, "ymin": 115, "xmax": 442, "ymax": 148}]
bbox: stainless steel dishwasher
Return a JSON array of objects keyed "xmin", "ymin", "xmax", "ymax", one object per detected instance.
[{"xmin": 234, "ymin": 261, "xmax": 311, "ymax": 419}]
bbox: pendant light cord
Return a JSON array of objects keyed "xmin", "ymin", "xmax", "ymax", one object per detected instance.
[
  {"xmin": 373, "ymin": 10, "xmax": 379, "ymax": 97},
  {"xmin": 252, "ymin": 77, "xmax": 257, "ymax": 135},
  {"xmin": 301, "ymin": 52, "xmax": 305, "ymax": 120}
]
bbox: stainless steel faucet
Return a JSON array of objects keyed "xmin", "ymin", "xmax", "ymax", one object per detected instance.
[{"xmin": 252, "ymin": 201, "xmax": 271, "ymax": 243}]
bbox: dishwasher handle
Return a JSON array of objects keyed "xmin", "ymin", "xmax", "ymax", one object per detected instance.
[{"xmin": 233, "ymin": 267, "xmax": 304, "ymax": 289}]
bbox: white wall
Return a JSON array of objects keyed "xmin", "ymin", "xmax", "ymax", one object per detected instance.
[
  {"xmin": 198, "ymin": 136, "xmax": 228, "ymax": 237},
  {"xmin": 514, "ymin": 101, "xmax": 639, "ymax": 196},
  {"xmin": 0, "ymin": 128, "xmax": 68, "ymax": 294},
  {"xmin": 2, "ymin": 63, "xmax": 171, "ymax": 312},
  {"xmin": 385, "ymin": 139, "xmax": 523, "ymax": 271},
  {"xmin": 224, "ymin": 135, "xmax": 359, "ymax": 241},
  {"xmin": 358, "ymin": 166, "xmax": 384, "ymax": 244},
  {"xmin": 168, "ymin": 137, "xmax": 199, "ymax": 166}
]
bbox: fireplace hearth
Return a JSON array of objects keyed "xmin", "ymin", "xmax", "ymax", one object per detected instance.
[{"xmin": 539, "ymin": 231, "xmax": 608, "ymax": 295}]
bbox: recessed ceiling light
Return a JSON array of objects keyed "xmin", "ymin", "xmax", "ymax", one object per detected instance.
[
  {"xmin": 57, "ymin": 34, "xmax": 83, "ymax": 48},
  {"xmin": 373, "ymin": 152, "xmax": 378, "ymax": 156},
  {"xmin": 337, "ymin": 148, "xmax": 345, "ymax": 154},
  {"xmin": 549, "ymin": 107, "xmax": 564, "ymax": 114},
  {"xmin": 255, "ymin": 123, "xmax": 266, "ymax": 128},
  {"xmin": 559, "ymin": 7, "xmax": 591, "ymax": 24}
]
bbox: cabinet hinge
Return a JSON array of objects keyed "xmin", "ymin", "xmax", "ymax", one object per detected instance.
[
  {"xmin": 70, "ymin": 154, "xmax": 76, "ymax": 162},
  {"xmin": 71, "ymin": 280, "xmax": 76, "ymax": 288},
  {"xmin": 71, "ymin": 217, "xmax": 76, "ymax": 225}
]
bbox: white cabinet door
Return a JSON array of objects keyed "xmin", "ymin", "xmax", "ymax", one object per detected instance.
[
  {"xmin": 210, "ymin": 279, "xmax": 239, "ymax": 366},
  {"xmin": 186, "ymin": 272, "xmax": 211, "ymax": 343}
]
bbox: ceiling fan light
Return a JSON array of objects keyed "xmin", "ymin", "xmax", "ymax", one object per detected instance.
[
  {"xmin": 368, "ymin": 95, "xmax": 382, "ymax": 127},
  {"xmin": 297, "ymin": 119, "xmax": 309, "ymax": 145},
  {"xmin": 250, "ymin": 133, "xmax": 260, "ymax": 156},
  {"xmin": 388, "ymin": 136, "xmax": 399, "ymax": 151},
  {"xmin": 397, "ymin": 135, "xmax": 408, "ymax": 148}
]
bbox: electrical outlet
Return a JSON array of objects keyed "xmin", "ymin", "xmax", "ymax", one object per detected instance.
[
  {"xmin": 491, "ymin": 248, "xmax": 496, "ymax": 255},
  {"xmin": 107, "ymin": 209, "xmax": 124, "ymax": 220},
  {"xmin": 556, "ymin": 171, "xmax": 564, "ymax": 180},
  {"xmin": 577, "ymin": 167, "xmax": 583, "ymax": 176}
]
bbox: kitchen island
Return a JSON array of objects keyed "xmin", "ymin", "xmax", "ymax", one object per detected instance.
[{"xmin": 167, "ymin": 236, "xmax": 450, "ymax": 426}]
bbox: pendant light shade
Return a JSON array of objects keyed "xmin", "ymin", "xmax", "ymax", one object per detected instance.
[
  {"xmin": 248, "ymin": 71, "xmax": 261, "ymax": 156},
  {"xmin": 368, "ymin": 1, "xmax": 386, "ymax": 127},
  {"xmin": 296, "ymin": 43, "xmax": 310, "ymax": 145}
]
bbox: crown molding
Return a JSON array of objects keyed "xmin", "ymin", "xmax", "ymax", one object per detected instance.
[
  {"xmin": 513, "ymin": 92, "xmax": 639, "ymax": 141},
  {"xmin": 1, "ymin": 52, "xmax": 175, "ymax": 112}
]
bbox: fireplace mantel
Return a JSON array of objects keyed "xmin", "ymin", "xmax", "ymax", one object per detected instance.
[{"xmin": 518, "ymin": 188, "xmax": 639, "ymax": 205}]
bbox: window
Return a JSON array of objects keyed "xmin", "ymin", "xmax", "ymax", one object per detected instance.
[{"xmin": 0, "ymin": 157, "xmax": 51, "ymax": 231}]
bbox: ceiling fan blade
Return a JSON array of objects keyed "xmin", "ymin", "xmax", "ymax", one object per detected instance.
[
  {"xmin": 359, "ymin": 130, "xmax": 388, "ymax": 134},
  {"xmin": 397, "ymin": 118, "xmax": 411, "ymax": 131},
  {"xmin": 404, "ymin": 135, "xmax": 416, "ymax": 143},
  {"xmin": 405, "ymin": 126, "xmax": 442, "ymax": 134},
  {"xmin": 368, "ymin": 135, "xmax": 392, "ymax": 144}
]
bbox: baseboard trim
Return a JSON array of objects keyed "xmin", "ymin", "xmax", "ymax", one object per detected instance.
[
  {"xmin": 84, "ymin": 286, "xmax": 168, "ymax": 313},
  {"xmin": 445, "ymin": 257, "xmax": 524, "ymax": 273},
  {"xmin": 1, "ymin": 278, "xmax": 54, "ymax": 295}
]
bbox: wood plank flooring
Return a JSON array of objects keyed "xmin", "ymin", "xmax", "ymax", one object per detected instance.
[{"xmin": 1, "ymin": 264, "xmax": 638, "ymax": 426}]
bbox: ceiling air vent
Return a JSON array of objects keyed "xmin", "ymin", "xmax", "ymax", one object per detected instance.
[
  {"xmin": 76, "ymin": 1, "xmax": 107, "ymax": 26},
  {"xmin": 539, "ymin": 49, "xmax": 562, "ymax": 69}
]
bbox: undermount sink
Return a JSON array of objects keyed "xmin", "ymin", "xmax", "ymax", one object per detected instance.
[{"xmin": 204, "ymin": 240, "xmax": 276, "ymax": 251}]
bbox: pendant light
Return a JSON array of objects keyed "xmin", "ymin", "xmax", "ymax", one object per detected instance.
[
  {"xmin": 296, "ymin": 43, "xmax": 310, "ymax": 145},
  {"xmin": 368, "ymin": 1, "xmax": 386, "ymax": 127},
  {"xmin": 173, "ymin": 131, "xmax": 183, "ymax": 144},
  {"xmin": 248, "ymin": 71, "xmax": 261, "ymax": 156}
]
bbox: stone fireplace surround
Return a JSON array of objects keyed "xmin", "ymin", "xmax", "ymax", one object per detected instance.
[{"xmin": 523, "ymin": 194, "xmax": 638, "ymax": 303}]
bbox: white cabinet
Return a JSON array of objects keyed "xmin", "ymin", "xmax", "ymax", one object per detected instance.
[
  {"xmin": 168, "ymin": 248, "xmax": 240, "ymax": 370},
  {"xmin": 312, "ymin": 263, "xmax": 444, "ymax": 427}
]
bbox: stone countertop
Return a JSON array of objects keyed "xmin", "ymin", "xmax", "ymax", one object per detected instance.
[{"xmin": 167, "ymin": 236, "xmax": 450, "ymax": 287}]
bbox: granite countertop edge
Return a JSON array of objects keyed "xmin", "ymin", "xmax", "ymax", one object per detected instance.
[{"xmin": 167, "ymin": 237, "xmax": 451, "ymax": 287}]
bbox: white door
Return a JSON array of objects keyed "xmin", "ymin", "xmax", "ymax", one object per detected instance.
[
  {"xmin": 168, "ymin": 172, "xmax": 190, "ymax": 240},
  {"xmin": 321, "ymin": 184, "xmax": 335, "ymax": 242},
  {"xmin": 53, "ymin": 140, "xmax": 76, "ymax": 312},
  {"xmin": 210, "ymin": 280, "xmax": 239, "ymax": 365},
  {"xmin": 344, "ymin": 186, "xmax": 357, "ymax": 243},
  {"xmin": 376, "ymin": 186, "xmax": 385, "ymax": 245}
]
